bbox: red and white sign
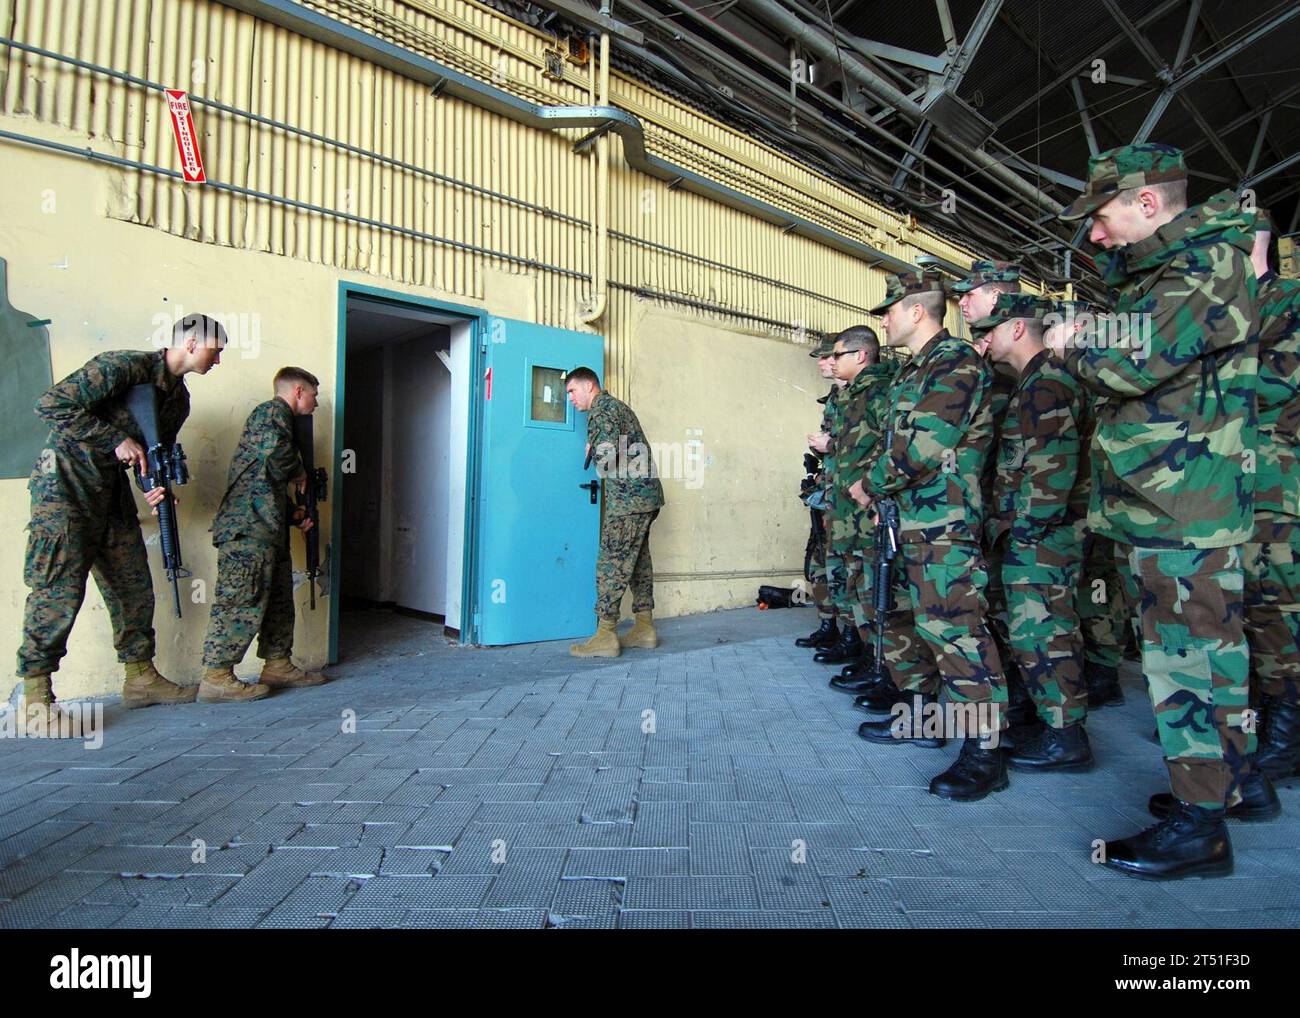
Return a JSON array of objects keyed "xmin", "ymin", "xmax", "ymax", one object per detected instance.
[{"xmin": 164, "ymin": 89, "xmax": 206, "ymax": 183}]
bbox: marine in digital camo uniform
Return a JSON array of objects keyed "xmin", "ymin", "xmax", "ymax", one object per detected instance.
[
  {"xmin": 199, "ymin": 367, "xmax": 327, "ymax": 703},
  {"xmin": 12, "ymin": 315, "xmax": 226, "ymax": 736},
  {"xmin": 955, "ymin": 260, "xmax": 1038, "ymax": 733},
  {"xmin": 1058, "ymin": 143, "xmax": 1258, "ymax": 879},
  {"xmin": 566, "ymin": 367, "xmax": 665, "ymax": 658},
  {"xmin": 975, "ymin": 293, "xmax": 1092, "ymax": 772},
  {"xmin": 821, "ymin": 326, "xmax": 896, "ymax": 681},
  {"xmin": 853, "ymin": 269, "xmax": 1010, "ymax": 803}
]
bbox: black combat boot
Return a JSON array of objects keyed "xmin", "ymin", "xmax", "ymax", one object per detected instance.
[
  {"xmin": 1255, "ymin": 696, "xmax": 1300, "ymax": 783},
  {"xmin": 1101, "ymin": 801, "xmax": 1233, "ymax": 880},
  {"xmin": 796, "ymin": 617, "xmax": 839, "ymax": 649},
  {"xmin": 1085, "ymin": 660, "xmax": 1124, "ymax": 708},
  {"xmin": 1004, "ymin": 666, "xmax": 1037, "ymax": 729},
  {"xmin": 813, "ymin": 625, "xmax": 864, "ymax": 664},
  {"xmin": 928, "ymin": 736, "xmax": 1009, "ymax": 802},
  {"xmin": 856, "ymin": 692, "xmax": 945, "ymax": 748},
  {"xmin": 852, "ymin": 681, "xmax": 909, "ymax": 715},
  {"xmin": 1006, "ymin": 722, "xmax": 1094, "ymax": 772},
  {"xmin": 829, "ymin": 661, "xmax": 886, "ymax": 694},
  {"xmin": 1148, "ymin": 770, "xmax": 1281, "ymax": 822}
]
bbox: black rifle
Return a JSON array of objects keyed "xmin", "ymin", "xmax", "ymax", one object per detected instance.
[
  {"xmin": 293, "ymin": 414, "xmax": 328, "ymax": 609},
  {"xmin": 862, "ymin": 429, "xmax": 901, "ymax": 685},
  {"xmin": 801, "ymin": 451, "xmax": 825, "ymax": 583},
  {"xmin": 125, "ymin": 383, "xmax": 190, "ymax": 618},
  {"xmin": 861, "ymin": 496, "xmax": 901, "ymax": 685}
]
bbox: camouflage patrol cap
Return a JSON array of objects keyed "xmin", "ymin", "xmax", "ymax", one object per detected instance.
[
  {"xmin": 970, "ymin": 292, "xmax": 1054, "ymax": 332},
  {"xmin": 809, "ymin": 334, "xmax": 835, "ymax": 357},
  {"xmin": 951, "ymin": 260, "xmax": 1021, "ymax": 294},
  {"xmin": 1059, "ymin": 143, "xmax": 1187, "ymax": 222},
  {"xmin": 868, "ymin": 268, "xmax": 946, "ymax": 315}
]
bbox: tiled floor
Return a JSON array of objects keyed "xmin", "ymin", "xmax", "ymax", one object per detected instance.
[{"xmin": 1, "ymin": 605, "xmax": 1297, "ymax": 928}]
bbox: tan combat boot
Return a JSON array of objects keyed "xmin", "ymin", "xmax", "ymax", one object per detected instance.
[
  {"xmin": 197, "ymin": 667, "xmax": 271, "ymax": 703},
  {"xmin": 122, "ymin": 660, "xmax": 198, "ymax": 709},
  {"xmin": 619, "ymin": 611, "xmax": 659, "ymax": 650},
  {"xmin": 11, "ymin": 675, "xmax": 79, "ymax": 739},
  {"xmin": 570, "ymin": 618, "xmax": 621, "ymax": 658},
  {"xmin": 259, "ymin": 658, "xmax": 327, "ymax": 689}
]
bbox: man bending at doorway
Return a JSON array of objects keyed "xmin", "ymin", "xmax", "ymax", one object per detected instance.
[
  {"xmin": 565, "ymin": 367, "xmax": 665, "ymax": 658},
  {"xmin": 199, "ymin": 367, "xmax": 328, "ymax": 700}
]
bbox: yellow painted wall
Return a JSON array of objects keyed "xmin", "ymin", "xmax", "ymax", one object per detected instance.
[{"xmin": 0, "ymin": 0, "xmax": 995, "ymax": 700}]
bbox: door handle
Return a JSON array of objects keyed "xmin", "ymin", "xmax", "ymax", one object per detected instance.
[{"xmin": 578, "ymin": 480, "xmax": 599, "ymax": 504}]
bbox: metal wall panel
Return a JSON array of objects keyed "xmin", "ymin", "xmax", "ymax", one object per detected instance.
[{"xmin": 0, "ymin": 0, "xmax": 981, "ymax": 394}]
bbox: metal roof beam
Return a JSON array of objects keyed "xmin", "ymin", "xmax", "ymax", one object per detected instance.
[
  {"xmin": 994, "ymin": 0, "xmax": 1183, "ymax": 127},
  {"xmin": 1070, "ymin": 77, "xmax": 1099, "ymax": 156}
]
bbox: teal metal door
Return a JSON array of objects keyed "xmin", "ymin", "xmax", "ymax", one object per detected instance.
[{"xmin": 473, "ymin": 318, "xmax": 604, "ymax": 645}]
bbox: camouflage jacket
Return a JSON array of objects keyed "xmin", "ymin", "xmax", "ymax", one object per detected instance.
[
  {"xmin": 1063, "ymin": 190, "xmax": 1259, "ymax": 550},
  {"xmin": 588, "ymin": 391, "xmax": 665, "ymax": 518},
  {"xmin": 868, "ymin": 328, "xmax": 994, "ymax": 544},
  {"xmin": 1254, "ymin": 271, "xmax": 1300, "ymax": 531},
  {"xmin": 29, "ymin": 350, "xmax": 189, "ymax": 522},
  {"xmin": 816, "ymin": 383, "xmax": 845, "ymax": 499},
  {"xmin": 979, "ymin": 362, "xmax": 1018, "ymax": 542},
  {"xmin": 989, "ymin": 350, "xmax": 1087, "ymax": 549},
  {"xmin": 211, "ymin": 398, "xmax": 302, "ymax": 547},
  {"xmin": 827, "ymin": 363, "xmax": 896, "ymax": 521}
]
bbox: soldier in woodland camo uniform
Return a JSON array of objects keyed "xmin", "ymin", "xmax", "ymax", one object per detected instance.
[
  {"xmin": 796, "ymin": 337, "xmax": 849, "ymax": 653},
  {"xmin": 565, "ymin": 367, "xmax": 665, "ymax": 658},
  {"xmin": 975, "ymin": 294, "xmax": 1092, "ymax": 771},
  {"xmin": 819, "ymin": 327, "xmax": 895, "ymax": 680},
  {"xmin": 1059, "ymin": 144, "xmax": 1259, "ymax": 879},
  {"xmin": 852, "ymin": 270, "xmax": 1010, "ymax": 803},
  {"xmin": 1048, "ymin": 300, "xmax": 1131, "ymax": 710},
  {"xmin": 11, "ymin": 316, "xmax": 225, "ymax": 736}
]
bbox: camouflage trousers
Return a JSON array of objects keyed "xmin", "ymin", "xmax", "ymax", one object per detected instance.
[
  {"xmin": 201, "ymin": 536, "xmax": 295, "ymax": 668},
  {"xmin": 595, "ymin": 510, "xmax": 656, "ymax": 621},
  {"xmin": 18, "ymin": 508, "xmax": 155, "ymax": 677},
  {"xmin": 807, "ymin": 509, "xmax": 836, "ymax": 621},
  {"xmin": 828, "ymin": 503, "xmax": 872, "ymax": 629},
  {"xmin": 983, "ymin": 533, "xmax": 1016, "ymax": 684},
  {"xmin": 1243, "ymin": 522, "xmax": 1300, "ymax": 704},
  {"xmin": 1076, "ymin": 534, "xmax": 1128, "ymax": 669},
  {"xmin": 882, "ymin": 541, "xmax": 1007, "ymax": 721},
  {"xmin": 1115, "ymin": 544, "xmax": 1252, "ymax": 810},
  {"xmin": 1002, "ymin": 531, "xmax": 1087, "ymax": 728}
]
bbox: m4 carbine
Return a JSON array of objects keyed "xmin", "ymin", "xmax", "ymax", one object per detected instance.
[
  {"xmin": 293, "ymin": 414, "xmax": 328, "ymax": 609},
  {"xmin": 125, "ymin": 383, "xmax": 190, "ymax": 618}
]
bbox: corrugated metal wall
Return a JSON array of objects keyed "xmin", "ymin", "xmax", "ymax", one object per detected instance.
[{"xmin": 0, "ymin": 0, "xmax": 981, "ymax": 393}]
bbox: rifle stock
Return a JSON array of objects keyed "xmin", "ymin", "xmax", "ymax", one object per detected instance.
[{"xmin": 125, "ymin": 383, "xmax": 190, "ymax": 618}]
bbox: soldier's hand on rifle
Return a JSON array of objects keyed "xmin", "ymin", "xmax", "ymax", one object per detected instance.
[
  {"xmin": 296, "ymin": 517, "xmax": 315, "ymax": 533},
  {"xmin": 115, "ymin": 437, "xmax": 148, "ymax": 473},
  {"xmin": 145, "ymin": 487, "xmax": 170, "ymax": 511},
  {"xmin": 294, "ymin": 474, "xmax": 308, "ymax": 495},
  {"xmin": 807, "ymin": 432, "xmax": 831, "ymax": 454},
  {"xmin": 847, "ymin": 478, "xmax": 872, "ymax": 509}
]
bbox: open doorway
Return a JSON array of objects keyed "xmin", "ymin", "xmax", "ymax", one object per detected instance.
[{"xmin": 334, "ymin": 293, "xmax": 473, "ymax": 660}]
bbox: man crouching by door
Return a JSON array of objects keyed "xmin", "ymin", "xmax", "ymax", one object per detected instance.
[
  {"xmin": 198, "ymin": 367, "xmax": 328, "ymax": 701},
  {"xmin": 565, "ymin": 367, "xmax": 666, "ymax": 658}
]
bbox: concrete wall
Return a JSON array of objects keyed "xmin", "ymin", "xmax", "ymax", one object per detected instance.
[{"xmin": 0, "ymin": 119, "xmax": 531, "ymax": 701}]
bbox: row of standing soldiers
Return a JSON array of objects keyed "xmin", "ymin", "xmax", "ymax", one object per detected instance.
[
  {"xmin": 12, "ymin": 315, "xmax": 328, "ymax": 734},
  {"xmin": 797, "ymin": 143, "xmax": 1299, "ymax": 881}
]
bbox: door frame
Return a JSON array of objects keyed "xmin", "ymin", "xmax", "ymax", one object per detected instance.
[{"xmin": 331, "ymin": 282, "xmax": 489, "ymax": 663}]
